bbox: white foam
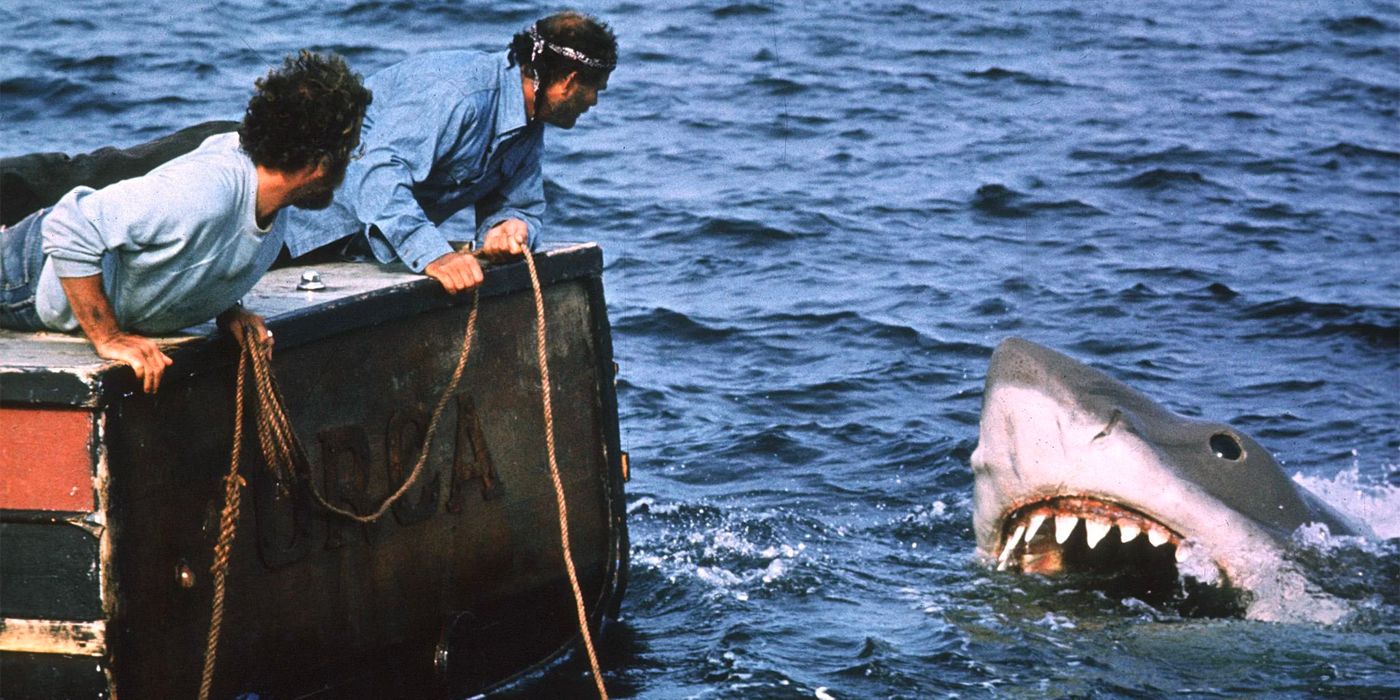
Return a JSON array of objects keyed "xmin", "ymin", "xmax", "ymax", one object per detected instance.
[{"xmin": 1293, "ymin": 461, "xmax": 1400, "ymax": 539}]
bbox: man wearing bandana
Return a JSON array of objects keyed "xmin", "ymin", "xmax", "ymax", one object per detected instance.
[{"xmin": 281, "ymin": 11, "xmax": 618, "ymax": 294}]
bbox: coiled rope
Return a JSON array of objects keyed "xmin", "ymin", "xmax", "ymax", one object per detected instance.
[
  {"xmin": 197, "ymin": 333, "xmax": 251, "ymax": 700},
  {"xmin": 200, "ymin": 252, "xmax": 606, "ymax": 699}
]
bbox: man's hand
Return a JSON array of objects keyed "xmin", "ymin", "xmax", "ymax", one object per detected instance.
[
  {"xmin": 480, "ymin": 219, "xmax": 530, "ymax": 262},
  {"xmin": 91, "ymin": 332, "xmax": 173, "ymax": 394},
  {"xmin": 58, "ymin": 273, "xmax": 173, "ymax": 394},
  {"xmin": 217, "ymin": 305, "xmax": 273, "ymax": 355},
  {"xmin": 424, "ymin": 251, "xmax": 484, "ymax": 294}
]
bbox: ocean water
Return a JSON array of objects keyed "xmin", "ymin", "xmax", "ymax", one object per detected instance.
[{"xmin": 3, "ymin": 1, "xmax": 1398, "ymax": 698}]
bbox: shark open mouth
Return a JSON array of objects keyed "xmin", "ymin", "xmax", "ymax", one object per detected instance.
[{"xmin": 994, "ymin": 496, "xmax": 1235, "ymax": 609}]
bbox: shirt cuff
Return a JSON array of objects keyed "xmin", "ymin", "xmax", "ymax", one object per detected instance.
[
  {"xmin": 393, "ymin": 224, "xmax": 456, "ymax": 273},
  {"xmin": 49, "ymin": 256, "xmax": 104, "ymax": 279}
]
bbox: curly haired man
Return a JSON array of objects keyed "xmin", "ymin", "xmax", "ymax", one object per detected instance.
[
  {"xmin": 0, "ymin": 51, "xmax": 372, "ymax": 393},
  {"xmin": 281, "ymin": 11, "xmax": 618, "ymax": 294}
]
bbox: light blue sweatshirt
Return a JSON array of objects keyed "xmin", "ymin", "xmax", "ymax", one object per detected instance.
[
  {"xmin": 35, "ymin": 132, "xmax": 284, "ymax": 335},
  {"xmin": 282, "ymin": 51, "xmax": 545, "ymax": 272}
]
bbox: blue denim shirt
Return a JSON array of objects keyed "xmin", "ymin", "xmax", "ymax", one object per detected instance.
[{"xmin": 283, "ymin": 51, "xmax": 544, "ymax": 272}]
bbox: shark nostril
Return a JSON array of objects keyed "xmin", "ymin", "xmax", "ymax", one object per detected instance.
[{"xmin": 1210, "ymin": 432, "xmax": 1244, "ymax": 461}]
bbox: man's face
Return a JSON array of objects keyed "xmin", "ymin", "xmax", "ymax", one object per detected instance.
[
  {"xmin": 291, "ymin": 122, "xmax": 361, "ymax": 210},
  {"xmin": 539, "ymin": 72, "xmax": 608, "ymax": 129},
  {"xmin": 288, "ymin": 171, "xmax": 340, "ymax": 210}
]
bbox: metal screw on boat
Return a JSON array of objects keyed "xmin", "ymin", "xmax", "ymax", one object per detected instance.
[
  {"xmin": 177, "ymin": 560, "xmax": 196, "ymax": 589},
  {"xmin": 297, "ymin": 270, "xmax": 327, "ymax": 291}
]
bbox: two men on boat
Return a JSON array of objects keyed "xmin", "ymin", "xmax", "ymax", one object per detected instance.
[
  {"xmin": 0, "ymin": 11, "xmax": 617, "ymax": 390},
  {"xmin": 0, "ymin": 52, "xmax": 371, "ymax": 393}
]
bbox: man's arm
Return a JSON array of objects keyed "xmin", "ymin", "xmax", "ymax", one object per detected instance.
[
  {"xmin": 342, "ymin": 85, "xmax": 479, "ymax": 279},
  {"xmin": 58, "ymin": 274, "xmax": 172, "ymax": 394},
  {"xmin": 476, "ymin": 137, "xmax": 545, "ymax": 260},
  {"xmin": 335, "ymin": 86, "xmax": 490, "ymax": 293}
]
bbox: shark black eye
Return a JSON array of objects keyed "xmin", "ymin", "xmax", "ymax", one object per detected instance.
[{"xmin": 1210, "ymin": 432, "xmax": 1244, "ymax": 461}]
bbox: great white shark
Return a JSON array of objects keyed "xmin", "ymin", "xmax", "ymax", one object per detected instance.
[{"xmin": 970, "ymin": 337, "xmax": 1369, "ymax": 623}]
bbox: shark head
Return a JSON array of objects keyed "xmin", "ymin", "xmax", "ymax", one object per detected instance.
[{"xmin": 970, "ymin": 337, "xmax": 1360, "ymax": 619}]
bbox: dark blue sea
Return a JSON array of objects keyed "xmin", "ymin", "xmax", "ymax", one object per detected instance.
[{"xmin": 4, "ymin": 1, "xmax": 1399, "ymax": 697}]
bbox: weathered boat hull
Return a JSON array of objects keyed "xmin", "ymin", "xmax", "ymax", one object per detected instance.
[{"xmin": 0, "ymin": 244, "xmax": 628, "ymax": 698}]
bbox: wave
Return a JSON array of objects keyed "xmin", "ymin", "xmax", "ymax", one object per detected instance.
[
  {"xmin": 1246, "ymin": 202, "xmax": 1319, "ymax": 221},
  {"xmin": 0, "ymin": 75, "xmax": 91, "ymax": 101},
  {"xmin": 970, "ymin": 184, "xmax": 1104, "ymax": 218},
  {"xmin": 1305, "ymin": 78, "xmax": 1400, "ymax": 111},
  {"xmin": 634, "ymin": 50, "xmax": 676, "ymax": 64},
  {"xmin": 709, "ymin": 425, "xmax": 825, "ymax": 465},
  {"xmin": 1224, "ymin": 110, "xmax": 1265, "ymax": 120},
  {"xmin": 748, "ymin": 76, "xmax": 808, "ymax": 96},
  {"xmin": 1117, "ymin": 265, "xmax": 1214, "ymax": 283},
  {"xmin": 44, "ymin": 54, "xmax": 121, "ymax": 72},
  {"xmin": 331, "ymin": 1, "xmax": 532, "ymax": 24},
  {"xmin": 1228, "ymin": 40, "xmax": 1309, "ymax": 56},
  {"xmin": 1071, "ymin": 145, "xmax": 1215, "ymax": 166},
  {"xmin": 1322, "ymin": 16, "xmax": 1391, "ymax": 36},
  {"xmin": 1240, "ymin": 379, "xmax": 1328, "ymax": 394},
  {"xmin": 613, "ymin": 307, "xmax": 740, "ymax": 344},
  {"xmin": 1113, "ymin": 168, "xmax": 1216, "ymax": 190},
  {"xmin": 675, "ymin": 217, "xmax": 812, "ymax": 245},
  {"xmin": 754, "ymin": 310, "xmax": 927, "ymax": 348},
  {"xmin": 1311, "ymin": 142, "xmax": 1400, "ymax": 162},
  {"xmin": 955, "ymin": 24, "xmax": 1031, "ymax": 39},
  {"xmin": 0, "ymin": 76, "xmax": 120, "ymax": 119},
  {"xmin": 1067, "ymin": 336, "xmax": 1166, "ymax": 358},
  {"xmin": 961, "ymin": 67, "xmax": 1068, "ymax": 88},
  {"xmin": 1241, "ymin": 298, "xmax": 1400, "ymax": 348},
  {"xmin": 1072, "ymin": 145, "xmax": 1263, "ymax": 171},
  {"xmin": 710, "ymin": 2, "xmax": 773, "ymax": 19}
]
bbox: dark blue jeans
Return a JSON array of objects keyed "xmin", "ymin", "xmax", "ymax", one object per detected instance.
[{"xmin": 0, "ymin": 209, "xmax": 48, "ymax": 330}]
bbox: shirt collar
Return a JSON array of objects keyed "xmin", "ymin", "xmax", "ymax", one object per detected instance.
[{"xmin": 494, "ymin": 52, "xmax": 529, "ymax": 137}]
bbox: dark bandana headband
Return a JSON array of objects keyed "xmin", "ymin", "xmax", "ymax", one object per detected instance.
[{"xmin": 528, "ymin": 25, "xmax": 616, "ymax": 70}]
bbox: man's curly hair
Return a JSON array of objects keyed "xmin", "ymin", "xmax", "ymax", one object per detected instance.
[{"xmin": 239, "ymin": 51, "xmax": 372, "ymax": 171}]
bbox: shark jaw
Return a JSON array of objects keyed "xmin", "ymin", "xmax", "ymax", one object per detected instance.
[
  {"xmin": 995, "ymin": 495, "xmax": 1193, "ymax": 575},
  {"xmin": 969, "ymin": 338, "xmax": 1357, "ymax": 623},
  {"xmin": 989, "ymin": 494, "xmax": 1246, "ymax": 614}
]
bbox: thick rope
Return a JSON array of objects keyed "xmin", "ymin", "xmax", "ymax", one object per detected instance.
[
  {"xmin": 199, "ymin": 345, "xmax": 250, "ymax": 700},
  {"xmin": 522, "ymin": 251, "xmax": 608, "ymax": 700}
]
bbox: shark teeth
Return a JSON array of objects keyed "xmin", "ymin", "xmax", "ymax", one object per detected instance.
[
  {"xmin": 1084, "ymin": 519, "xmax": 1112, "ymax": 549},
  {"xmin": 1054, "ymin": 515, "xmax": 1079, "ymax": 544},
  {"xmin": 993, "ymin": 496, "xmax": 1211, "ymax": 578},
  {"xmin": 1147, "ymin": 528, "xmax": 1170, "ymax": 547},
  {"xmin": 1174, "ymin": 542, "xmax": 1193, "ymax": 563},
  {"xmin": 1025, "ymin": 513, "xmax": 1047, "ymax": 542},
  {"xmin": 997, "ymin": 524, "xmax": 1026, "ymax": 571}
]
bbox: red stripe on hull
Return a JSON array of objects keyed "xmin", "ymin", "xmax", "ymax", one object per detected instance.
[{"xmin": 0, "ymin": 407, "xmax": 94, "ymax": 512}]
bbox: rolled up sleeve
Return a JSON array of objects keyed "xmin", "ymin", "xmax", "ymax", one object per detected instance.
[{"xmin": 41, "ymin": 190, "xmax": 109, "ymax": 278}]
